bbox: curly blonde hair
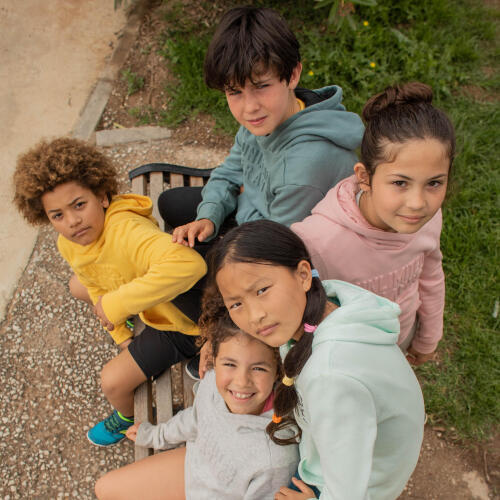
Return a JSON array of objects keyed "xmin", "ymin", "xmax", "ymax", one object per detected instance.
[{"xmin": 13, "ymin": 137, "xmax": 119, "ymax": 225}]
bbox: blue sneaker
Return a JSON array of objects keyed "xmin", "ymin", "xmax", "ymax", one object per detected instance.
[{"xmin": 87, "ymin": 410, "xmax": 134, "ymax": 447}]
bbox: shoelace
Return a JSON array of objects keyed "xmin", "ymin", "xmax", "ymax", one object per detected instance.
[{"xmin": 103, "ymin": 412, "xmax": 127, "ymax": 433}]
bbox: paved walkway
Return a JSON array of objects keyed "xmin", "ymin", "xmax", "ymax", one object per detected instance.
[{"xmin": 0, "ymin": 0, "xmax": 125, "ymax": 321}]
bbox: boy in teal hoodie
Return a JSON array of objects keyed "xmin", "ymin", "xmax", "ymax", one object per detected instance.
[{"xmin": 158, "ymin": 6, "xmax": 364, "ymax": 247}]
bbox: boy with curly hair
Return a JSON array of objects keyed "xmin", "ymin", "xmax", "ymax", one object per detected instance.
[{"xmin": 13, "ymin": 137, "xmax": 207, "ymax": 447}]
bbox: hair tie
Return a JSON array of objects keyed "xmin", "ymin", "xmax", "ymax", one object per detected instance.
[
  {"xmin": 282, "ymin": 375, "xmax": 295, "ymax": 386},
  {"xmin": 304, "ymin": 323, "xmax": 317, "ymax": 333},
  {"xmin": 272, "ymin": 413, "xmax": 282, "ymax": 424},
  {"xmin": 311, "ymin": 269, "xmax": 320, "ymax": 279}
]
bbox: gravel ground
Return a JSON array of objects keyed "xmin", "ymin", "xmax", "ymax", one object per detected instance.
[{"xmin": 0, "ymin": 138, "xmax": 228, "ymax": 499}]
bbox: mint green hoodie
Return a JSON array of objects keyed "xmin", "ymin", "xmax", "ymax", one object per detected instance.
[
  {"xmin": 281, "ymin": 280, "xmax": 424, "ymax": 500},
  {"xmin": 196, "ymin": 85, "xmax": 364, "ymax": 237}
]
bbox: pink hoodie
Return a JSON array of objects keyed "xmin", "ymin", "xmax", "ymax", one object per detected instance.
[{"xmin": 292, "ymin": 175, "xmax": 444, "ymax": 353}]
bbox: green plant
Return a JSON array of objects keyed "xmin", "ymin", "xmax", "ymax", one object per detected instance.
[
  {"xmin": 128, "ymin": 106, "xmax": 158, "ymax": 125},
  {"xmin": 158, "ymin": 34, "xmax": 237, "ymax": 133},
  {"xmin": 416, "ymin": 99, "xmax": 500, "ymax": 440},
  {"xmin": 313, "ymin": 0, "xmax": 377, "ymax": 30},
  {"xmin": 121, "ymin": 68, "xmax": 145, "ymax": 96}
]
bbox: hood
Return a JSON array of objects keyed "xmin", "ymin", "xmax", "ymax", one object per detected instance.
[
  {"xmin": 105, "ymin": 193, "xmax": 156, "ymax": 222},
  {"xmin": 57, "ymin": 193, "xmax": 157, "ymax": 255},
  {"xmin": 314, "ymin": 280, "xmax": 401, "ymax": 346},
  {"xmin": 258, "ymin": 85, "xmax": 364, "ymax": 152},
  {"xmin": 312, "ymin": 175, "xmax": 428, "ymax": 251}
]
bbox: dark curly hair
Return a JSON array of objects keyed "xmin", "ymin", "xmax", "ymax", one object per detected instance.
[{"xmin": 13, "ymin": 137, "xmax": 119, "ymax": 225}]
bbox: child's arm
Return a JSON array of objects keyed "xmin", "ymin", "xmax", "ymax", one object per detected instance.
[
  {"xmin": 100, "ymin": 224, "xmax": 207, "ymax": 329},
  {"xmin": 305, "ymin": 374, "xmax": 377, "ymax": 499},
  {"xmin": 192, "ymin": 133, "xmax": 244, "ymax": 238},
  {"xmin": 410, "ymin": 212, "xmax": 445, "ymax": 363},
  {"xmin": 172, "ymin": 219, "xmax": 215, "ymax": 248},
  {"xmin": 93, "ymin": 296, "xmax": 115, "ymax": 331},
  {"xmin": 77, "ymin": 280, "xmax": 134, "ymax": 345},
  {"xmin": 133, "ymin": 405, "xmax": 197, "ymax": 450}
]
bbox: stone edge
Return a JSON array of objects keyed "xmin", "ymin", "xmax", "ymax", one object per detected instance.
[{"xmin": 71, "ymin": 0, "xmax": 151, "ymax": 142}]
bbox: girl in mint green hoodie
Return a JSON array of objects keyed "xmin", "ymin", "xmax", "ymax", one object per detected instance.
[{"xmin": 202, "ymin": 220, "xmax": 425, "ymax": 500}]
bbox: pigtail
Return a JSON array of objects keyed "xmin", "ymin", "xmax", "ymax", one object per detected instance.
[{"xmin": 267, "ymin": 276, "xmax": 327, "ymax": 445}]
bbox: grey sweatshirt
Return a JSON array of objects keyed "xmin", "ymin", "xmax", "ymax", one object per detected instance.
[{"xmin": 136, "ymin": 370, "xmax": 299, "ymax": 499}]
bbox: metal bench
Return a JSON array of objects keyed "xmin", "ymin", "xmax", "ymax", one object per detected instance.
[{"xmin": 128, "ymin": 162, "xmax": 213, "ymax": 461}]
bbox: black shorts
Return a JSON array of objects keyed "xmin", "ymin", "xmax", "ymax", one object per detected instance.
[{"xmin": 128, "ymin": 325, "xmax": 198, "ymax": 379}]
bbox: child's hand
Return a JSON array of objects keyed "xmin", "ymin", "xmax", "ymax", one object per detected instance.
[
  {"xmin": 172, "ymin": 219, "xmax": 215, "ymax": 248},
  {"xmin": 199, "ymin": 340, "xmax": 213, "ymax": 379},
  {"xmin": 406, "ymin": 346, "xmax": 435, "ymax": 366},
  {"xmin": 93, "ymin": 296, "xmax": 115, "ymax": 331},
  {"xmin": 275, "ymin": 478, "xmax": 317, "ymax": 499},
  {"xmin": 126, "ymin": 423, "xmax": 140, "ymax": 442}
]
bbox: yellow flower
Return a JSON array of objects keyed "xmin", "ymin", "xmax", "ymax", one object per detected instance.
[
  {"xmin": 363, "ymin": 20, "xmax": 369, "ymax": 27},
  {"xmin": 369, "ymin": 62, "xmax": 376, "ymax": 68},
  {"xmin": 308, "ymin": 70, "xmax": 314, "ymax": 76}
]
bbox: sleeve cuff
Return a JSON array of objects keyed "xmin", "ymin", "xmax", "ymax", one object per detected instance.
[{"xmin": 108, "ymin": 324, "xmax": 133, "ymax": 345}]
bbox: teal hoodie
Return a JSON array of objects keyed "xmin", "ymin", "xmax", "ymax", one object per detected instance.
[
  {"xmin": 281, "ymin": 280, "xmax": 424, "ymax": 500},
  {"xmin": 196, "ymin": 85, "xmax": 364, "ymax": 237}
]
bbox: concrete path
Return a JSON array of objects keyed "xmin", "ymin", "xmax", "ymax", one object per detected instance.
[{"xmin": 0, "ymin": 0, "xmax": 126, "ymax": 321}]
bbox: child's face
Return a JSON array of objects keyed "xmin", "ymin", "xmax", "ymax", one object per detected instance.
[
  {"xmin": 225, "ymin": 64, "xmax": 302, "ymax": 136},
  {"xmin": 41, "ymin": 181, "xmax": 109, "ymax": 246},
  {"xmin": 355, "ymin": 138, "xmax": 449, "ymax": 234},
  {"xmin": 216, "ymin": 260, "xmax": 312, "ymax": 348},
  {"xmin": 215, "ymin": 332, "xmax": 278, "ymax": 415}
]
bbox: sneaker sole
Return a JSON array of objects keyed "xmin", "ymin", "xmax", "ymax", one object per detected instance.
[{"xmin": 184, "ymin": 360, "xmax": 200, "ymax": 381}]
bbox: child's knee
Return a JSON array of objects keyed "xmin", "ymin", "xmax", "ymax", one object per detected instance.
[
  {"xmin": 100, "ymin": 362, "xmax": 123, "ymax": 398},
  {"xmin": 68, "ymin": 274, "xmax": 91, "ymax": 303},
  {"xmin": 95, "ymin": 473, "xmax": 114, "ymax": 500}
]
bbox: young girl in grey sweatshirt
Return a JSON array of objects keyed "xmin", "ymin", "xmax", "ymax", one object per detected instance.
[{"xmin": 95, "ymin": 326, "xmax": 298, "ymax": 500}]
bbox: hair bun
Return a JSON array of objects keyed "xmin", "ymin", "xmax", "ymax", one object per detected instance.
[{"xmin": 362, "ymin": 82, "xmax": 433, "ymax": 122}]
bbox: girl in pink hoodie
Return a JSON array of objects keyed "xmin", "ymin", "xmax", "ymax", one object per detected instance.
[{"xmin": 292, "ymin": 82, "xmax": 456, "ymax": 366}]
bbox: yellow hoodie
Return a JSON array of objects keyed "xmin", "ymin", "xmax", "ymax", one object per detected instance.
[{"xmin": 57, "ymin": 194, "xmax": 207, "ymax": 344}]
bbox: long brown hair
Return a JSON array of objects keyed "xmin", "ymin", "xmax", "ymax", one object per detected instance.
[{"xmin": 360, "ymin": 82, "xmax": 456, "ymax": 180}]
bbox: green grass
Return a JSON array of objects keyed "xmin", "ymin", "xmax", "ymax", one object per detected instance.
[
  {"xmin": 420, "ymin": 99, "xmax": 500, "ymax": 440},
  {"xmin": 154, "ymin": 0, "xmax": 499, "ymax": 440},
  {"xmin": 121, "ymin": 68, "xmax": 145, "ymax": 96}
]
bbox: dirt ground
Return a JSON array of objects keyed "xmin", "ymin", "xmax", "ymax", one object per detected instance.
[{"xmin": 0, "ymin": 1, "xmax": 497, "ymax": 498}]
